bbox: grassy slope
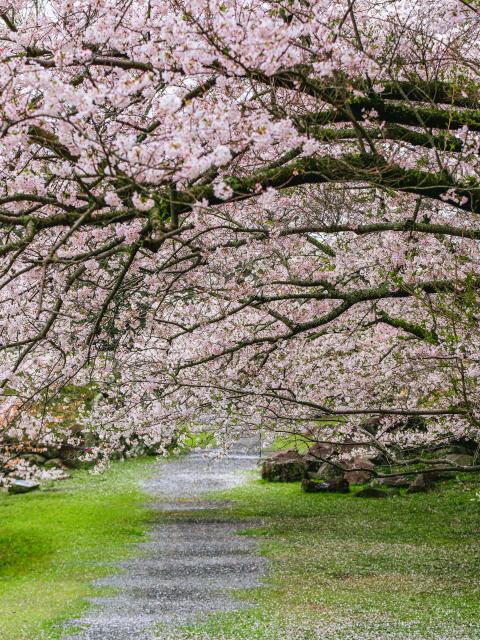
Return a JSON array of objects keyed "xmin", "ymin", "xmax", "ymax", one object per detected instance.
[
  {"xmin": 0, "ymin": 457, "xmax": 155, "ymax": 640},
  {"xmin": 173, "ymin": 474, "xmax": 480, "ymax": 640}
]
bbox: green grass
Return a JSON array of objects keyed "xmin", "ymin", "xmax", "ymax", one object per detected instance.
[
  {"xmin": 0, "ymin": 457, "xmax": 156, "ymax": 640},
  {"xmin": 267, "ymin": 421, "xmax": 339, "ymax": 453},
  {"xmin": 168, "ymin": 475, "xmax": 480, "ymax": 640},
  {"xmin": 3, "ymin": 447, "xmax": 480, "ymax": 640},
  {"xmin": 267, "ymin": 434, "xmax": 311, "ymax": 453}
]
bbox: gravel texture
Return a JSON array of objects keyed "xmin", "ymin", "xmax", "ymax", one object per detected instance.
[{"xmin": 62, "ymin": 439, "xmax": 264, "ymax": 640}]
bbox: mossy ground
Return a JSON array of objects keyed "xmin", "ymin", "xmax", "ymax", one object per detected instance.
[
  {"xmin": 168, "ymin": 472, "xmax": 480, "ymax": 640},
  {"xmin": 0, "ymin": 457, "xmax": 156, "ymax": 640}
]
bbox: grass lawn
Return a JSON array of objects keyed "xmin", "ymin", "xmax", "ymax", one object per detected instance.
[
  {"xmin": 170, "ymin": 473, "xmax": 480, "ymax": 640},
  {"xmin": 0, "ymin": 457, "xmax": 156, "ymax": 640}
]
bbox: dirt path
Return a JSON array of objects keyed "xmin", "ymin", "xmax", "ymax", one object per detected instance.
[{"xmin": 63, "ymin": 442, "xmax": 264, "ymax": 640}]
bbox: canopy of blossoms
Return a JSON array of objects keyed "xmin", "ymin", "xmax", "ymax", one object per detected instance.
[{"xmin": 0, "ymin": 0, "xmax": 479, "ymax": 470}]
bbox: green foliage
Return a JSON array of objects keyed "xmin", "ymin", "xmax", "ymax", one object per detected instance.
[
  {"xmin": 267, "ymin": 434, "xmax": 311, "ymax": 453},
  {"xmin": 177, "ymin": 430, "xmax": 217, "ymax": 450},
  {"xmin": 0, "ymin": 458, "xmax": 156, "ymax": 640}
]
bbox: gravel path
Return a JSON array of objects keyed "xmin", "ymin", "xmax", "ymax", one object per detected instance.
[{"xmin": 63, "ymin": 440, "xmax": 264, "ymax": 640}]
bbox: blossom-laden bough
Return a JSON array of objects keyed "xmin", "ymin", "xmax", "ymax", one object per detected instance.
[{"xmin": 0, "ymin": 0, "xmax": 480, "ymax": 477}]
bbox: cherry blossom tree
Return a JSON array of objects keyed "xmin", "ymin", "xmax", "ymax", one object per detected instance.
[{"xmin": 0, "ymin": 0, "xmax": 480, "ymax": 474}]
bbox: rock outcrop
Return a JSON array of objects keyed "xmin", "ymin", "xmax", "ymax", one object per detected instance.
[{"xmin": 261, "ymin": 450, "xmax": 306, "ymax": 482}]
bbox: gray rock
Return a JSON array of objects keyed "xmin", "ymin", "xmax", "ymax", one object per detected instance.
[
  {"xmin": 406, "ymin": 473, "xmax": 436, "ymax": 494},
  {"xmin": 344, "ymin": 469, "xmax": 372, "ymax": 484},
  {"xmin": 307, "ymin": 443, "xmax": 334, "ymax": 457},
  {"xmin": 303, "ymin": 443, "xmax": 333, "ymax": 472},
  {"xmin": 344, "ymin": 457, "xmax": 375, "ymax": 485},
  {"xmin": 311, "ymin": 461, "xmax": 344, "ymax": 482},
  {"xmin": 301, "ymin": 479, "xmax": 325, "ymax": 493},
  {"xmin": 8, "ymin": 479, "xmax": 40, "ymax": 494},
  {"xmin": 58, "ymin": 445, "xmax": 83, "ymax": 467},
  {"xmin": 432, "ymin": 445, "xmax": 473, "ymax": 458},
  {"xmin": 445, "ymin": 454, "xmax": 475, "ymax": 468},
  {"xmin": 269, "ymin": 449, "xmax": 304, "ymax": 462},
  {"xmin": 303, "ymin": 454, "xmax": 323, "ymax": 473},
  {"xmin": 371, "ymin": 475, "xmax": 410, "ymax": 488},
  {"xmin": 261, "ymin": 450, "xmax": 306, "ymax": 482},
  {"xmin": 430, "ymin": 469, "xmax": 455, "ymax": 480},
  {"xmin": 262, "ymin": 459, "xmax": 305, "ymax": 482}
]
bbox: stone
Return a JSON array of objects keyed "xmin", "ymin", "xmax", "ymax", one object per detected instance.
[
  {"xmin": 336, "ymin": 440, "xmax": 365, "ymax": 455},
  {"xmin": 301, "ymin": 478, "xmax": 325, "ymax": 493},
  {"xmin": 406, "ymin": 473, "xmax": 436, "ymax": 494},
  {"xmin": 303, "ymin": 454, "xmax": 324, "ymax": 473},
  {"xmin": 452, "ymin": 439, "xmax": 478, "ymax": 454},
  {"xmin": 262, "ymin": 451, "xmax": 306, "ymax": 482},
  {"xmin": 311, "ymin": 461, "xmax": 345, "ymax": 482},
  {"xmin": 369, "ymin": 453, "xmax": 389, "ymax": 465},
  {"xmin": 303, "ymin": 443, "xmax": 334, "ymax": 472},
  {"xmin": 44, "ymin": 458, "xmax": 66, "ymax": 470},
  {"xmin": 344, "ymin": 457, "xmax": 375, "ymax": 485},
  {"xmin": 271, "ymin": 449, "xmax": 304, "ymax": 461},
  {"xmin": 429, "ymin": 469, "xmax": 455, "ymax": 481},
  {"xmin": 44, "ymin": 448, "xmax": 61, "ymax": 459},
  {"xmin": 308, "ymin": 443, "xmax": 334, "ymax": 458},
  {"xmin": 20, "ymin": 454, "xmax": 46, "ymax": 465},
  {"xmin": 8, "ymin": 480, "xmax": 40, "ymax": 494},
  {"xmin": 326, "ymin": 477, "xmax": 350, "ymax": 493},
  {"xmin": 371, "ymin": 475, "xmax": 410, "ymax": 488},
  {"xmin": 58, "ymin": 445, "xmax": 84, "ymax": 468},
  {"xmin": 304, "ymin": 444, "xmax": 337, "ymax": 473},
  {"xmin": 431, "ymin": 447, "xmax": 456, "ymax": 458},
  {"xmin": 445, "ymin": 454, "xmax": 475, "ymax": 468},
  {"xmin": 354, "ymin": 487, "xmax": 389, "ymax": 498},
  {"xmin": 344, "ymin": 469, "xmax": 372, "ymax": 484},
  {"xmin": 301, "ymin": 478, "xmax": 350, "ymax": 494}
]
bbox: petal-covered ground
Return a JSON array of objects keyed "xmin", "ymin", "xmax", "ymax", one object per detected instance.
[{"xmin": 63, "ymin": 442, "xmax": 264, "ymax": 640}]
